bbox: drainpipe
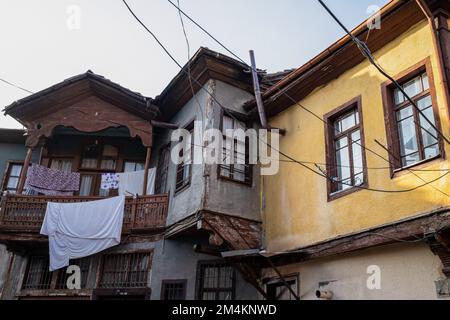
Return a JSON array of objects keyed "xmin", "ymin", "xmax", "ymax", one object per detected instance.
[{"xmin": 416, "ymin": 0, "xmax": 450, "ymax": 122}]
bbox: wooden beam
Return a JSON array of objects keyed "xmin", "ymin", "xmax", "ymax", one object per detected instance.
[
  {"xmin": 142, "ymin": 147, "xmax": 152, "ymax": 196},
  {"xmin": 151, "ymin": 120, "xmax": 179, "ymax": 130},
  {"xmin": 17, "ymin": 148, "xmax": 33, "ymax": 194}
]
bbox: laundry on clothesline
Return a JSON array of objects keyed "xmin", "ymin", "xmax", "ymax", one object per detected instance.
[
  {"xmin": 40, "ymin": 195, "xmax": 125, "ymax": 271},
  {"xmin": 118, "ymin": 169, "xmax": 156, "ymax": 196},
  {"xmin": 25, "ymin": 164, "xmax": 80, "ymax": 196},
  {"xmin": 101, "ymin": 173, "xmax": 120, "ymax": 190}
]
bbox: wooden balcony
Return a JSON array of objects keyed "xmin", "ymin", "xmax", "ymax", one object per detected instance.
[{"xmin": 0, "ymin": 194, "xmax": 169, "ymax": 238}]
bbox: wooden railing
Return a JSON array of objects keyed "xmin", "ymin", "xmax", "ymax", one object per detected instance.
[{"xmin": 0, "ymin": 194, "xmax": 169, "ymax": 234}]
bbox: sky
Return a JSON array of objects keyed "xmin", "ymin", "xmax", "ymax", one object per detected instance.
[{"xmin": 0, "ymin": 0, "xmax": 388, "ymax": 129}]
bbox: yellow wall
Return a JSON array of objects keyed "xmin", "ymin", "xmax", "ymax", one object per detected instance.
[{"xmin": 265, "ymin": 20, "xmax": 450, "ymax": 253}]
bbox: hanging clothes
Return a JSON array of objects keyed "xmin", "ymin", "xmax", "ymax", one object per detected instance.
[
  {"xmin": 40, "ymin": 196, "xmax": 125, "ymax": 271},
  {"xmin": 118, "ymin": 169, "xmax": 156, "ymax": 196},
  {"xmin": 101, "ymin": 173, "xmax": 120, "ymax": 190},
  {"xmin": 25, "ymin": 164, "xmax": 80, "ymax": 196}
]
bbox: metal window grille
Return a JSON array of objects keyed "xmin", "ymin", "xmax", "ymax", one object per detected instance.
[
  {"xmin": 197, "ymin": 262, "xmax": 235, "ymax": 300},
  {"xmin": 22, "ymin": 256, "xmax": 52, "ymax": 290},
  {"xmin": 161, "ymin": 280, "xmax": 187, "ymax": 300},
  {"xmin": 99, "ymin": 252, "xmax": 152, "ymax": 288}
]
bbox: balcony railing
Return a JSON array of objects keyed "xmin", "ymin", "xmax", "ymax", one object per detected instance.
[{"xmin": 0, "ymin": 194, "xmax": 169, "ymax": 235}]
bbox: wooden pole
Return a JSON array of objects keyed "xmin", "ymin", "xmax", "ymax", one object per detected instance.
[
  {"xmin": 142, "ymin": 147, "xmax": 152, "ymax": 196},
  {"xmin": 249, "ymin": 50, "xmax": 268, "ymax": 129},
  {"xmin": 17, "ymin": 147, "xmax": 33, "ymax": 194},
  {"xmin": 249, "ymin": 50, "xmax": 286, "ymax": 135}
]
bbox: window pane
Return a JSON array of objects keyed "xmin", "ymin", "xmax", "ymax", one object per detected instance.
[
  {"xmin": 424, "ymin": 144, "xmax": 439, "ymax": 159},
  {"xmin": 336, "ymin": 137, "xmax": 348, "ymax": 150},
  {"xmin": 402, "ymin": 152, "xmax": 421, "ymax": 167},
  {"xmin": 351, "ymin": 130, "xmax": 360, "ymax": 142},
  {"xmin": 403, "ymin": 76, "xmax": 422, "ymax": 98},
  {"xmin": 422, "ymin": 73, "xmax": 429, "ymax": 91},
  {"xmin": 398, "ymin": 117, "xmax": 419, "ymax": 157},
  {"xmin": 352, "ymin": 136, "xmax": 364, "ymax": 173},
  {"xmin": 419, "ymin": 107, "xmax": 438, "ymax": 148},
  {"xmin": 101, "ymin": 159, "xmax": 116, "ymax": 170},
  {"xmin": 337, "ymin": 112, "xmax": 357, "ymax": 133},
  {"xmin": 336, "ymin": 146, "xmax": 351, "ymax": 183},
  {"xmin": 396, "ymin": 106, "xmax": 414, "ymax": 121},
  {"xmin": 394, "ymin": 88, "xmax": 404, "ymax": 105},
  {"xmin": 124, "ymin": 162, "xmax": 144, "ymax": 173},
  {"xmin": 7, "ymin": 177, "xmax": 19, "ymax": 189},
  {"xmin": 354, "ymin": 172, "xmax": 364, "ymax": 186},
  {"xmin": 50, "ymin": 159, "xmax": 72, "ymax": 173},
  {"xmin": 81, "ymin": 158, "xmax": 98, "ymax": 169},
  {"xmin": 79, "ymin": 175, "xmax": 93, "ymax": 196},
  {"xmin": 10, "ymin": 164, "xmax": 23, "ymax": 177},
  {"xmin": 417, "ymin": 95, "xmax": 432, "ymax": 110}
]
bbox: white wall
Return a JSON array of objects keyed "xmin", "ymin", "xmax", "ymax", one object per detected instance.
[{"xmin": 263, "ymin": 242, "xmax": 449, "ymax": 300}]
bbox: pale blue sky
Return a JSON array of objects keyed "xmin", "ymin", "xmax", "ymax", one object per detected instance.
[{"xmin": 0, "ymin": 0, "xmax": 388, "ymax": 128}]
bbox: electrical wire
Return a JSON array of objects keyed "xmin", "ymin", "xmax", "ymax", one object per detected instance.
[
  {"xmin": 317, "ymin": 0, "xmax": 450, "ymax": 146},
  {"xmin": 164, "ymin": 0, "xmax": 450, "ymax": 196},
  {"xmin": 0, "ymin": 78, "xmax": 34, "ymax": 94},
  {"xmin": 121, "ymin": 0, "xmax": 450, "ymax": 195}
]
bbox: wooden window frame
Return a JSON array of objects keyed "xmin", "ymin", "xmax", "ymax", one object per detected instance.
[
  {"xmin": 264, "ymin": 273, "xmax": 299, "ymax": 301},
  {"xmin": 195, "ymin": 260, "xmax": 236, "ymax": 300},
  {"xmin": 49, "ymin": 157, "xmax": 74, "ymax": 172},
  {"xmin": 78, "ymin": 142, "xmax": 120, "ymax": 172},
  {"xmin": 381, "ymin": 58, "xmax": 445, "ymax": 176},
  {"xmin": 160, "ymin": 279, "xmax": 188, "ymax": 300},
  {"xmin": 122, "ymin": 159, "xmax": 145, "ymax": 172},
  {"xmin": 1, "ymin": 161, "xmax": 24, "ymax": 193},
  {"xmin": 324, "ymin": 96, "xmax": 368, "ymax": 201},
  {"xmin": 174, "ymin": 122, "xmax": 194, "ymax": 195},
  {"xmin": 218, "ymin": 110, "xmax": 253, "ymax": 187}
]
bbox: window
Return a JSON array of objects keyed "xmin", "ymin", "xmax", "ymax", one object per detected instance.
[
  {"xmin": 79, "ymin": 143, "xmax": 120, "ymax": 197},
  {"xmin": 22, "ymin": 256, "xmax": 52, "ymax": 290},
  {"xmin": 175, "ymin": 123, "xmax": 194, "ymax": 193},
  {"xmin": 196, "ymin": 261, "xmax": 235, "ymax": 300},
  {"xmin": 81, "ymin": 144, "xmax": 118, "ymax": 170},
  {"xmin": 155, "ymin": 144, "xmax": 170, "ymax": 194},
  {"xmin": 266, "ymin": 276, "xmax": 298, "ymax": 301},
  {"xmin": 22, "ymin": 256, "xmax": 92, "ymax": 291},
  {"xmin": 161, "ymin": 280, "xmax": 187, "ymax": 300},
  {"xmin": 2, "ymin": 162, "xmax": 23, "ymax": 193},
  {"xmin": 123, "ymin": 161, "xmax": 145, "ymax": 173},
  {"xmin": 99, "ymin": 252, "xmax": 152, "ymax": 288},
  {"xmin": 325, "ymin": 97, "xmax": 367, "ymax": 198},
  {"xmin": 50, "ymin": 158, "xmax": 73, "ymax": 172},
  {"xmin": 219, "ymin": 115, "xmax": 252, "ymax": 185},
  {"xmin": 382, "ymin": 60, "xmax": 442, "ymax": 171}
]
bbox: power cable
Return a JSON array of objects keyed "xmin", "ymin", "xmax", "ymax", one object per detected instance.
[
  {"xmin": 165, "ymin": 0, "xmax": 450, "ymax": 196},
  {"xmin": 121, "ymin": 0, "xmax": 450, "ymax": 195}
]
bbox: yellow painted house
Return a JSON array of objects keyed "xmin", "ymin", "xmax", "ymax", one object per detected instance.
[{"xmin": 244, "ymin": 0, "xmax": 450, "ymax": 300}]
